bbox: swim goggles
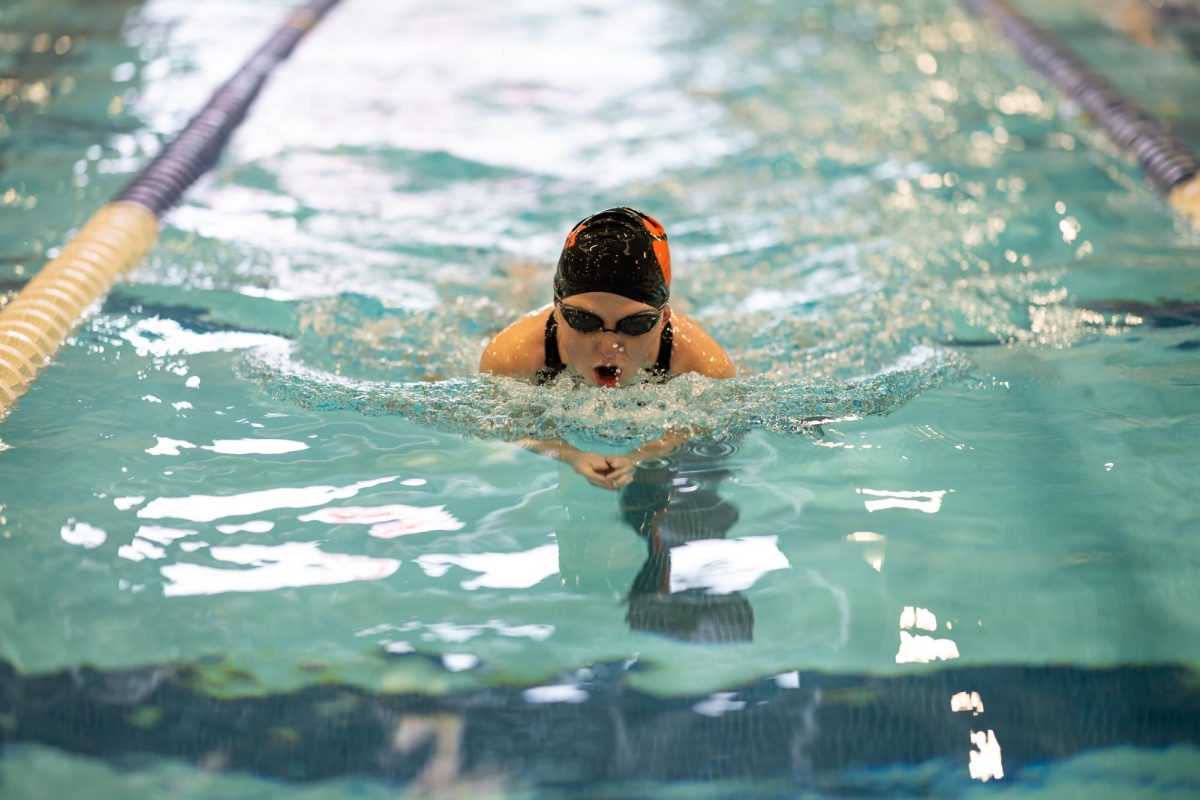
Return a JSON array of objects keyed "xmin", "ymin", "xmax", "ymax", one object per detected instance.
[{"xmin": 557, "ymin": 304, "xmax": 664, "ymax": 336}]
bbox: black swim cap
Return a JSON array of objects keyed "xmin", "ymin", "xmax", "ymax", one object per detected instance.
[{"xmin": 553, "ymin": 207, "xmax": 671, "ymax": 307}]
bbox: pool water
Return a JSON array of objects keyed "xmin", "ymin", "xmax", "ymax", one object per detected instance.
[{"xmin": 2, "ymin": 0, "xmax": 1199, "ymax": 796}]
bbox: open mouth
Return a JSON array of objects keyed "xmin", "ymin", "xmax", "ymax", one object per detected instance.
[{"xmin": 594, "ymin": 365, "xmax": 621, "ymax": 387}]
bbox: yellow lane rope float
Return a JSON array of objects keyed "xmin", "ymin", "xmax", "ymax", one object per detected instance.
[
  {"xmin": 960, "ymin": 0, "xmax": 1200, "ymax": 229},
  {"xmin": 1170, "ymin": 175, "xmax": 1200, "ymax": 225},
  {"xmin": 0, "ymin": 0, "xmax": 341, "ymax": 422},
  {"xmin": 0, "ymin": 203, "xmax": 157, "ymax": 411}
]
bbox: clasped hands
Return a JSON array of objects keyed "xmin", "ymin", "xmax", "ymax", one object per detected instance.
[
  {"xmin": 519, "ymin": 432, "xmax": 685, "ymax": 491},
  {"xmin": 560, "ymin": 448, "xmax": 640, "ymax": 490}
]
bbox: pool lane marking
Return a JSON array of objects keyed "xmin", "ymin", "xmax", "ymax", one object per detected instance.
[
  {"xmin": 0, "ymin": 0, "xmax": 342, "ymax": 423},
  {"xmin": 960, "ymin": 0, "xmax": 1200, "ymax": 229},
  {"xmin": 0, "ymin": 201, "xmax": 159, "ymax": 416},
  {"xmin": 1170, "ymin": 177, "xmax": 1200, "ymax": 225}
]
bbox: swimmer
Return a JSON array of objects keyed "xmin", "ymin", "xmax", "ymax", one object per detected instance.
[
  {"xmin": 480, "ymin": 207, "xmax": 735, "ymax": 388},
  {"xmin": 480, "ymin": 207, "xmax": 735, "ymax": 490}
]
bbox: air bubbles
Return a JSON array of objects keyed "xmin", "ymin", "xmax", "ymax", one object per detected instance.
[{"xmin": 238, "ymin": 341, "xmax": 964, "ymax": 446}]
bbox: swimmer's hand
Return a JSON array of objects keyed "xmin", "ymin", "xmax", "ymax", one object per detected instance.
[
  {"xmin": 516, "ymin": 437, "xmax": 642, "ymax": 490},
  {"xmin": 563, "ymin": 448, "xmax": 639, "ymax": 490}
]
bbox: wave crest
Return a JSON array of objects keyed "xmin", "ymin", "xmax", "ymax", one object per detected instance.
[{"xmin": 237, "ymin": 340, "xmax": 966, "ymax": 444}]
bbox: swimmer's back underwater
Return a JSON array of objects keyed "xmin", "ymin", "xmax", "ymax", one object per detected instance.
[{"xmin": 481, "ymin": 207, "xmax": 734, "ymax": 388}]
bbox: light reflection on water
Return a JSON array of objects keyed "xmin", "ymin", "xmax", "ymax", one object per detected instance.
[
  {"xmin": 136, "ymin": 476, "xmax": 397, "ymax": 522},
  {"xmin": 417, "ymin": 544, "xmax": 560, "ymax": 591},
  {"xmin": 161, "ymin": 541, "xmax": 400, "ymax": 597}
]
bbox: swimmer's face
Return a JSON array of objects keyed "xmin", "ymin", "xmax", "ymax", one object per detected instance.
[{"xmin": 554, "ymin": 291, "xmax": 669, "ymax": 388}]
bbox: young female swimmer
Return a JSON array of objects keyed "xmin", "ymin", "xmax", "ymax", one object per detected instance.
[{"xmin": 480, "ymin": 207, "xmax": 735, "ymax": 488}]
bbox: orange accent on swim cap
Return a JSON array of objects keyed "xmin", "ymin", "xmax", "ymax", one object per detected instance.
[
  {"xmin": 639, "ymin": 213, "xmax": 671, "ymax": 286},
  {"xmin": 653, "ymin": 238, "xmax": 671, "ymax": 286},
  {"xmin": 564, "ymin": 223, "xmax": 584, "ymax": 250},
  {"xmin": 640, "ymin": 214, "xmax": 665, "ymax": 237}
]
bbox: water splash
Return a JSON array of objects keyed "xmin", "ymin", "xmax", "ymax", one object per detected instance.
[
  {"xmin": 237, "ymin": 338, "xmax": 966, "ymax": 444},
  {"xmin": 291, "ymin": 293, "xmax": 507, "ymax": 382}
]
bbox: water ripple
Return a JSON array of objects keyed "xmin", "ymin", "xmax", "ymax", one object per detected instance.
[{"xmin": 237, "ymin": 339, "xmax": 966, "ymax": 444}]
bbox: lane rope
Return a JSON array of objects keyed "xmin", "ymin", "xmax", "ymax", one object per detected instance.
[
  {"xmin": 0, "ymin": 0, "xmax": 341, "ymax": 422},
  {"xmin": 959, "ymin": 0, "xmax": 1200, "ymax": 228}
]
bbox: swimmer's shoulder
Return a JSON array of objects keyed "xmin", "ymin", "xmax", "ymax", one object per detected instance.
[
  {"xmin": 480, "ymin": 305, "xmax": 553, "ymax": 378},
  {"xmin": 669, "ymin": 311, "xmax": 736, "ymax": 379}
]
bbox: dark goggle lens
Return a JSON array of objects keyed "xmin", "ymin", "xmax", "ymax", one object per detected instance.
[
  {"xmin": 615, "ymin": 312, "xmax": 661, "ymax": 335},
  {"xmin": 560, "ymin": 306, "xmax": 661, "ymax": 336},
  {"xmin": 559, "ymin": 306, "xmax": 604, "ymax": 332}
]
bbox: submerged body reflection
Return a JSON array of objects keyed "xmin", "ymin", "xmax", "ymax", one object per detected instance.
[{"xmin": 619, "ymin": 439, "xmax": 753, "ymax": 643}]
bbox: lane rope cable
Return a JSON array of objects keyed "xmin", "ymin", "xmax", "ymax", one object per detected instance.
[
  {"xmin": 959, "ymin": 0, "xmax": 1200, "ymax": 228},
  {"xmin": 0, "ymin": 0, "xmax": 341, "ymax": 422}
]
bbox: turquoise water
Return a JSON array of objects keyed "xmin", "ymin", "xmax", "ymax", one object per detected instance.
[{"xmin": 2, "ymin": 0, "xmax": 1200, "ymax": 796}]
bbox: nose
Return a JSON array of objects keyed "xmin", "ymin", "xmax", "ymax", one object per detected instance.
[{"xmin": 595, "ymin": 331, "xmax": 622, "ymax": 351}]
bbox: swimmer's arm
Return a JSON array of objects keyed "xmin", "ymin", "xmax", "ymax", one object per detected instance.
[
  {"xmin": 669, "ymin": 313, "xmax": 736, "ymax": 379},
  {"xmin": 517, "ymin": 437, "xmax": 624, "ymax": 489},
  {"xmin": 628, "ymin": 430, "xmax": 691, "ymax": 460},
  {"xmin": 603, "ymin": 431, "xmax": 692, "ymax": 486},
  {"xmin": 523, "ymin": 432, "xmax": 689, "ymax": 490},
  {"xmin": 479, "ymin": 307, "xmax": 552, "ymax": 378}
]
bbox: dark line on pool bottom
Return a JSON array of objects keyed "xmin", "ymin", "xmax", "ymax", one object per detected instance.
[{"xmin": 1, "ymin": 661, "xmax": 1198, "ymax": 792}]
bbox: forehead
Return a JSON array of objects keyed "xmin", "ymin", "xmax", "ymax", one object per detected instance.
[{"xmin": 560, "ymin": 291, "xmax": 658, "ymax": 317}]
